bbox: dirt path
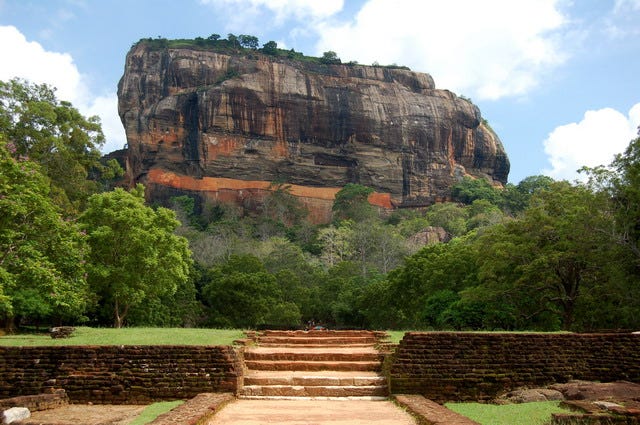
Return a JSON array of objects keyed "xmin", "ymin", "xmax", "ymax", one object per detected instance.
[
  {"xmin": 22, "ymin": 404, "xmax": 145, "ymax": 425},
  {"xmin": 205, "ymin": 399, "xmax": 417, "ymax": 425}
]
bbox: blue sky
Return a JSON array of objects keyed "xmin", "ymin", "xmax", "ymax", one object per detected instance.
[{"xmin": 1, "ymin": 0, "xmax": 639, "ymax": 184}]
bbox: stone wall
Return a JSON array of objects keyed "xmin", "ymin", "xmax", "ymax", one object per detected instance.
[
  {"xmin": 0, "ymin": 346, "xmax": 241, "ymax": 404},
  {"xmin": 389, "ymin": 332, "xmax": 640, "ymax": 402}
]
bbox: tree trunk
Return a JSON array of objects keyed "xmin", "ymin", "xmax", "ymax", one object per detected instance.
[
  {"xmin": 114, "ymin": 298, "xmax": 123, "ymax": 328},
  {"xmin": 3, "ymin": 315, "xmax": 16, "ymax": 334}
]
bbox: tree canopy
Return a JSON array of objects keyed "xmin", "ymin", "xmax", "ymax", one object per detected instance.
[
  {"xmin": 80, "ymin": 185, "xmax": 193, "ymax": 328},
  {"xmin": 0, "ymin": 78, "xmax": 122, "ymax": 214},
  {"xmin": 0, "ymin": 136, "xmax": 90, "ymax": 331}
]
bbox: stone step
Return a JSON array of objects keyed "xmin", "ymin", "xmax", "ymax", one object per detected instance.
[
  {"xmin": 257, "ymin": 336, "xmax": 378, "ymax": 345},
  {"xmin": 244, "ymin": 360, "xmax": 382, "ymax": 372},
  {"xmin": 237, "ymin": 395, "xmax": 389, "ymax": 401},
  {"xmin": 257, "ymin": 342, "xmax": 377, "ymax": 348},
  {"xmin": 240, "ymin": 384, "xmax": 388, "ymax": 398},
  {"xmin": 258, "ymin": 330, "xmax": 378, "ymax": 337},
  {"xmin": 244, "ymin": 350, "xmax": 382, "ymax": 363},
  {"xmin": 243, "ymin": 371, "xmax": 385, "ymax": 387}
]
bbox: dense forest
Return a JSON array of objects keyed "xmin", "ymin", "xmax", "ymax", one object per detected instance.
[{"xmin": 1, "ymin": 77, "xmax": 639, "ymax": 332}]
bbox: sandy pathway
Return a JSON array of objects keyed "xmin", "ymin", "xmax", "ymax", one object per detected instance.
[{"xmin": 205, "ymin": 399, "xmax": 417, "ymax": 425}]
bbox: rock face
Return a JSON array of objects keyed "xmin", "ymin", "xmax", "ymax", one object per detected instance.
[{"xmin": 118, "ymin": 41, "xmax": 509, "ymax": 222}]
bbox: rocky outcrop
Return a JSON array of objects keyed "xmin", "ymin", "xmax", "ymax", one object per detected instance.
[{"xmin": 118, "ymin": 41, "xmax": 509, "ymax": 222}]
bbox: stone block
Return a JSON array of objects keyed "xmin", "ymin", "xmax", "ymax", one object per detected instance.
[{"xmin": 1, "ymin": 407, "xmax": 30, "ymax": 424}]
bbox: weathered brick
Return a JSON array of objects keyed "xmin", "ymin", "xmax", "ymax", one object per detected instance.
[
  {"xmin": 0, "ymin": 346, "xmax": 241, "ymax": 404},
  {"xmin": 388, "ymin": 333, "xmax": 640, "ymax": 402}
]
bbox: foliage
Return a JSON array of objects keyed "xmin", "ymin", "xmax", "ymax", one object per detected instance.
[
  {"xmin": 475, "ymin": 182, "xmax": 613, "ymax": 330},
  {"xmin": 320, "ymin": 51, "xmax": 341, "ymax": 64},
  {"xmin": 262, "ymin": 40, "xmax": 278, "ymax": 55},
  {"xmin": 0, "ymin": 137, "xmax": 90, "ymax": 330},
  {"xmin": 80, "ymin": 185, "xmax": 192, "ymax": 328},
  {"xmin": 607, "ymin": 133, "xmax": 640, "ymax": 263},
  {"xmin": 500, "ymin": 175, "xmax": 554, "ymax": 214},
  {"xmin": 3, "ymin": 73, "xmax": 638, "ymax": 332},
  {"xmin": 137, "ymin": 35, "xmax": 410, "ymax": 70},
  {"xmin": 238, "ymin": 34, "xmax": 259, "ymax": 49},
  {"xmin": 201, "ymin": 255, "xmax": 301, "ymax": 328},
  {"xmin": 386, "ymin": 236, "xmax": 480, "ymax": 329},
  {"xmin": 452, "ymin": 176, "xmax": 502, "ymax": 205},
  {"xmin": 425, "ymin": 202, "xmax": 469, "ymax": 236},
  {"xmin": 332, "ymin": 183, "xmax": 376, "ymax": 222},
  {"xmin": 0, "ymin": 79, "xmax": 122, "ymax": 213}
]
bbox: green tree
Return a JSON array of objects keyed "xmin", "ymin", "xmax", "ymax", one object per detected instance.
[
  {"xmin": 262, "ymin": 40, "xmax": 278, "ymax": 55},
  {"xmin": 386, "ymin": 236, "xmax": 479, "ymax": 328},
  {"xmin": 332, "ymin": 183, "xmax": 376, "ymax": 222},
  {"xmin": 0, "ymin": 137, "xmax": 90, "ymax": 330},
  {"xmin": 451, "ymin": 176, "xmax": 501, "ymax": 205},
  {"xmin": 261, "ymin": 183, "xmax": 308, "ymax": 226},
  {"xmin": 201, "ymin": 255, "xmax": 301, "ymax": 328},
  {"xmin": 80, "ymin": 185, "xmax": 192, "ymax": 328},
  {"xmin": 425, "ymin": 202, "xmax": 468, "ymax": 236},
  {"xmin": 606, "ymin": 133, "xmax": 640, "ymax": 263},
  {"xmin": 476, "ymin": 182, "xmax": 612, "ymax": 330},
  {"xmin": 226, "ymin": 33, "xmax": 240, "ymax": 48},
  {"xmin": 238, "ymin": 34, "xmax": 259, "ymax": 49},
  {"xmin": 500, "ymin": 175, "xmax": 555, "ymax": 215},
  {"xmin": 318, "ymin": 223, "xmax": 354, "ymax": 267},
  {"xmin": 0, "ymin": 79, "xmax": 122, "ymax": 213},
  {"xmin": 466, "ymin": 199, "xmax": 504, "ymax": 230},
  {"xmin": 320, "ymin": 51, "xmax": 341, "ymax": 64}
]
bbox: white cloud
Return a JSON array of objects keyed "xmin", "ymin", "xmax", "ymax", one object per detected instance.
[
  {"xmin": 200, "ymin": 0, "xmax": 343, "ymax": 24},
  {"xmin": 315, "ymin": 0, "xmax": 567, "ymax": 100},
  {"xmin": 0, "ymin": 25, "xmax": 125, "ymax": 153},
  {"xmin": 543, "ymin": 103, "xmax": 640, "ymax": 181},
  {"xmin": 85, "ymin": 94, "xmax": 127, "ymax": 153},
  {"xmin": 607, "ymin": 0, "xmax": 640, "ymax": 38},
  {"xmin": 614, "ymin": 0, "xmax": 640, "ymax": 12}
]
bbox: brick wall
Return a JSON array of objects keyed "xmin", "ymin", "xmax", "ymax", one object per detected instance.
[
  {"xmin": 389, "ymin": 332, "xmax": 640, "ymax": 402},
  {"xmin": 0, "ymin": 346, "xmax": 241, "ymax": 404}
]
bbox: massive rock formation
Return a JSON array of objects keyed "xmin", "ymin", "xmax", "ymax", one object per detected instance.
[{"xmin": 118, "ymin": 41, "xmax": 509, "ymax": 222}]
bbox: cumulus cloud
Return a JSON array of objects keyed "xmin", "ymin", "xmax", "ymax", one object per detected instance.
[
  {"xmin": 0, "ymin": 25, "xmax": 125, "ymax": 153},
  {"xmin": 543, "ymin": 103, "xmax": 640, "ymax": 181},
  {"xmin": 315, "ymin": 0, "xmax": 567, "ymax": 100},
  {"xmin": 200, "ymin": 0, "xmax": 343, "ymax": 24}
]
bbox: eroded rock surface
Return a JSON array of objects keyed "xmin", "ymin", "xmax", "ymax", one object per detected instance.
[{"xmin": 118, "ymin": 41, "xmax": 509, "ymax": 221}]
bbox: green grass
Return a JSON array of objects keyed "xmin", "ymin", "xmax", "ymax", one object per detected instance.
[
  {"xmin": 445, "ymin": 401, "xmax": 570, "ymax": 425},
  {"xmin": 386, "ymin": 330, "xmax": 408, "ymax": 344},
  {"xmin": 384, "ymin": 330, "xmax": 571, "ymax": 345},
  {"xmin": 128, "ymin": 400, "xmax": 184, "ymax": 425},
  {"xmin": 0, "ymin": 327, "xmax": 244, "ymax": 346}
]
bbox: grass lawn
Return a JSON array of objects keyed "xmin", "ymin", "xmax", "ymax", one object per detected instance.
[
  {"xmin": 0, "ymin": 327, "xmax": 244, "ymax": 346},
  {"xmin": 385, "ymin": 330, "xmax": 408, "ymax": 344},
  {"xmin": 128, "ymin": 400, "xmax": 184, "ymax": 425},
  {"xmin": 445, "ymin": 401, "xmax": 571, "ymax": 425}
]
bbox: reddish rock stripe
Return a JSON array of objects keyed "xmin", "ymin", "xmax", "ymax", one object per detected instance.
[{"xmin": 147, "ymin": 168, "xmax": 394, "ymax": 208}]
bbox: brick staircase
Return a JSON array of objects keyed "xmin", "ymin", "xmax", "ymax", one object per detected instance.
[{"xmin": 239, "ymin": 330, "xmax": 390, "ymax": 400}]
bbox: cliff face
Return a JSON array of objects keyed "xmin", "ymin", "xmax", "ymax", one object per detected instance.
[{"xmin": 118, "ymin": 42, "xmax": 509, "ymax": 222}]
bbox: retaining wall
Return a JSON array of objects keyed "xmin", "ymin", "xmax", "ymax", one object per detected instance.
[
  {"xmin": 0, "ymin": 346, "xmax": 241, "ymax": 404},
  {"xmin": 389, "ymin": 332, "xmax": 640, "ymax": 402}
]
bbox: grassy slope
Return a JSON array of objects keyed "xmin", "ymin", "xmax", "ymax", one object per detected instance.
[
  {"xmin": 445, "ymin": 401, "xmax": 571, "ymax": 425},
  {"xmin": 0, "ymin": 327, "xmax": 244, "ymax": 346}
]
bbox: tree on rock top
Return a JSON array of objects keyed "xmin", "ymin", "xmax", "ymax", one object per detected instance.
[{"xmin": 80, "ymin": 185, "xmax": 192, "ymax": 328}]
